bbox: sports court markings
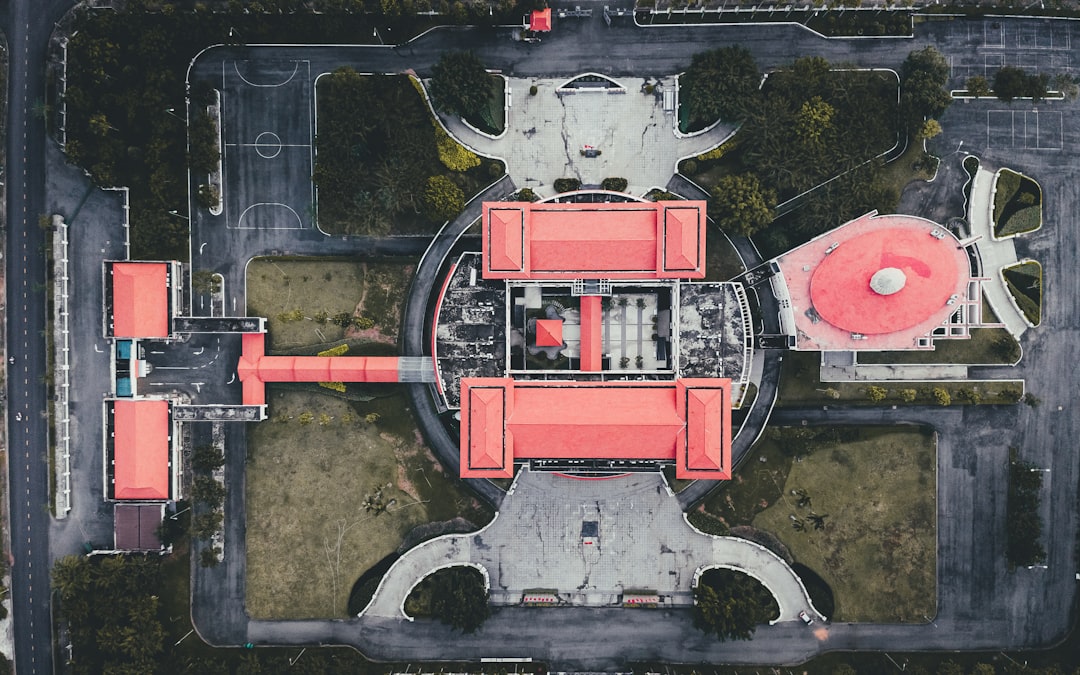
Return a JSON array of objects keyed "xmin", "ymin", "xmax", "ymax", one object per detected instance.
[
  {"xmin": 221, "ymin": 60, "xmax": 314, "ymax": 230},
  {"xmin": 986, "ymin": 110, "xmax": 1063, "ymax": 150}
]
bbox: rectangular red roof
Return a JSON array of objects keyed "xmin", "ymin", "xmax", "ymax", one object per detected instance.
[
  {"xmin": 110, "ymin": 262, "xmax": 171, "ymax": 338},
  {"xmin": 579, "ymin": 296, "xmax": 603, "ymax": 371},
  {"xmin": 459, "ymin": 378, "xmax": 730, "ymax": 479},
  {"xmin": 482, "ymin": 201, "xmax": 707, "ymax": 280},
  {"xmin": 112, "ymin": 400, "xmax": 171, "ymax": 500}
]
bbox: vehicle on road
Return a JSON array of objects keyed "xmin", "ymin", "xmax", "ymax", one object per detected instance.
[{"xmin": 799, "ymin": 610, "xmax": 814, "ymax": 625}]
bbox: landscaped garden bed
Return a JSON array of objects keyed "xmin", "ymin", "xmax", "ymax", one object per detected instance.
[
  {"xmin": 1002, "ymin": 260, "xmax": 1042, "ymax": 326},
  {"xmin": 992, "ymin": 169, "xmax": 1042, "ymax": 239},
  {"xmin": 694, "ymin": 425, "xmax": 937, "ymax": 622}
]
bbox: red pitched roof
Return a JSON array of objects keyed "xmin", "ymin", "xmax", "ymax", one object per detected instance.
[
  {"xmin": 113, "ymin": 400, "xmax": 171, "ymax": 500},
  {"xmin": 458, "ymin": 378, "xmax": 731, "ymax": 479},
  {"xmin": 530, "ymin": 8, "xmax": 551, "ymax": 31},
  {"xmin": 579, "ymin": 296, "xmax": 603, "ymax": 371},
  {"xmin": 535, "ymin": 319, "xmax": 563, "ymax": 347},
  {"xmin": 111, "ymin": 262, "xmax": 170, "ymax": 338},
  {"xmin": 237, "ymin": 332, "xmax": 401, "ymax": 406},
  {"xmin": 482, "ymin": 201, "xmax": 707, "ymax": 280}
]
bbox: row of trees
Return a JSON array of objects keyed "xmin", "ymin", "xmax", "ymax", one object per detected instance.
[
  {"xmin": 190, "ymin": 444, "xmax": 226, "ymax": 567},
  {"xmin": 1006, "ymin": 458, "xmax": 1047, "ymax": 567}
]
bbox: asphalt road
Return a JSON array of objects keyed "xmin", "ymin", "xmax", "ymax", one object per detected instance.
[{"xmin": 2, "ymin": 1, "xmax": 77, "ymax": 674}]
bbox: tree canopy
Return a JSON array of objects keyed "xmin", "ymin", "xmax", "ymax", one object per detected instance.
[
  {"xmin": 710, "ymin": 173, "xmax": 776, "ymax": 237},
  {"xmin": 680, "ymin": 46, "xmax": 761, "ymax": 128},
  {"xmin": 1007, "ymin": 459, "xmax": 1047, "ymax": 567},
  {"xmin": 693, "ymin": 568, "xmax": 780, "ymax": 641},
  {"xmin": 899, "ymin": 47, "xmax": 952, "ymax": 134},
  {"xmin": 993, "ymin": 66, "xmax": 1050, "ymax": 102},
  {"xmin": 429, "ymin": 51, "xmax": 493, "ymax": 120},
  {"xmin": 407, "ymin": 566, "xmax": 491, "ymax": 633}
]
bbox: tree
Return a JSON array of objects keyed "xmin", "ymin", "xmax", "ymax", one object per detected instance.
[
  {"xmin": 966, "ymin": 75, "xmax": 991, "ymax": 97},
  {"xmin": 932, "ymin": 387, "xmax": 951, "ymax": 406},
  {"xmin": 993, "ymin": 66, "xmax": 1028, "ymax": 102},
  {"xmin": 196, "ymin": 183, "xmax": 220, "ymax": 209},
  {"xmin": 710, "ymin": 173, "xmax": 776, "ymax": 238},
  {"xmin": 681, "ymin": 46, "xmax": 761, "ymax": 127},
  {"xmin": 191, "ymin": 475, "xmax": 226, "ymax": 507},
  {"xmin": 867, "ymin": 385, "xmax": 887, "ymax": 402},
  {"xmin": 429, "ymin": 51, "xmax": 492, "ymax": 121},
  {"xmin": 191, "ymin": 510, "xmax": 223, "ymax": 540},
  {"xmin": 693, "ymin": 568, "xmax": 779, "ymax": 641},
  {"xmin": 191, "ymin": 271, "xmax": 221, "ymax": 296},
  {"xmin": 601, "ymin": 177, "xmax": 628, "ymax": 192},
  {"xmin": 423, "ymin": 175, "xmax": 465, "ymax": 222},
  {"xmin": 918, "ymin": 119, "xmax": 942, "ymax": 140},
  {"xmin": 899, "ymin": 388, "xmax": 917, "ymax": 403},
  {"xmin": 900, "ymin": 47, "xmax": 952, "ymax": 134},
  {"xmin": 1053, "ymin": 73, "xmax": 1079, "ymax": 101},
  {"xmin": 200, "ymin": 547, "xmax": 222, "ymax": 568},
  {"xmin": 794, "ymin": 96, "xmax": 835, "ymax": 149},
  {"xmin": 426, "ymin": 567, "xmax": 490, "ymax": 633},
  {"xmin": 553, "ymin": 177, "xmax": 582, "ymax": 193}
]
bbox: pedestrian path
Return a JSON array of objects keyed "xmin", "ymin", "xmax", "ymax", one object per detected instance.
[{"xmin": 969, "ymin": 167, "xmax": 1028, "ymax": 338}]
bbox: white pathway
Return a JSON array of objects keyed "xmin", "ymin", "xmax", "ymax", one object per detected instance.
[
  {"xmin": 435, "ymin": 77, "xmax": 735, "ymax": 198},
  {"xmin": 363, "ymin": 469, "xmax": 821, "ymax": 623},
  {"xmin": 969, "ymin": 167, "xmax": 1028, "ymax": 337}
]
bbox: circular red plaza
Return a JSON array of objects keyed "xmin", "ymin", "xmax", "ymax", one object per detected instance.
[{"xmin": 809, "ymin": 223, "xmax": 966, "ymax": 335}]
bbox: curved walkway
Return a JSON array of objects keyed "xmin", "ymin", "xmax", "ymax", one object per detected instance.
[
  {"xmin": 362, "ymin": 469, "xmax": 821, "ymax": 622},
  {"xmin": 968, "ymin": 166, "xmax": 1027, "ymax": 337},
  {"xmin": 403, "ymin": 174, "xmax": 516, "ymax": 508}
]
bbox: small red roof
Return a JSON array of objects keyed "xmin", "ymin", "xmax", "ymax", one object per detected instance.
[
  {"xmin": 579, "ymin": 296, "xmax": 603, "ymax": 371},
  {"xmin": 530, "ymin": 8, "xmax": 551, "ymax": 31},
  {"xmin": 111, "ymin": 262, "xmax": 170, "ymax": 338},
  {"xmin": 113, "ymin": 400, "xmax": 171, "ymax": 500},
  {"xmin": 482, "ymin": 201, "xmax": 707, "ymax": 280},
  {"xmin": 459, "ymin": 378, "xmax": 731, "ymax": 479},
  {"xmin": 535, "ymin": 319, "xmax": 563, "ymax": 347}
]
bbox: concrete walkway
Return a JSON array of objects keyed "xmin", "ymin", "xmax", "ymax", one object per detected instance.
[
  {"xmin": 434, "ymin": 77, "xmax": 735, "ymax": 197},
  {"xmin": 363, "ymin": 469, "xmax": 821, "ymax": 622},
  {"xmin": 969, "ymin": 167, "xmax": 1027, "ymax": 337}
]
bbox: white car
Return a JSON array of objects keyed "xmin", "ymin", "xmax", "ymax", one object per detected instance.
[{"xmin": 798, "ymin": 610, "xmax": 814, "ymax": 625}]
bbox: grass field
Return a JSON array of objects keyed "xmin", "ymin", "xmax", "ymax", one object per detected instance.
[
  {"xmin": 246, "ymin": 258, "xmax": 414, "ymax": 351},
  {"xmin": 246, "ymin": 387, "xmax": 492, "ymax": 619},
  {"xmin": 697, "ymin": 426, "xmax": 936, "ymax": 622},
  {"xmin": 855, "ymin": 325, "xmax": 1020, "ymax": 365}
]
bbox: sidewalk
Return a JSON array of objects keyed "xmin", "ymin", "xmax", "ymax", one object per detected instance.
[{"xmin": 969, "ymin": 167, "xmax": 1027, "ymax": 338}]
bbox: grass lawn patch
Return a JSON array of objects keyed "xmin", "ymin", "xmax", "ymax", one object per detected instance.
[
  {"xmin": 704, "ymin": 227, "xmax": 747, "ymax": 281},
  {"xmin": 246, "ymin": 258, "xmax": 414, "ymax": 351},
  {"xmin": 1003, "ymin": 261, "xmax": 1042, "ymax": 326},
  {"xmin": 877, "ymin": 138, "xmax": 938, "ymax": 198},
  {"xmin": 751, "ymin": 426, "xmax": 936, "ymax": 622},
  {"xmin": 464, "ymin": 75, "xmax": 505, "ymax": 135},
  {"xmin": 855, "ymin": 325, "xmax": 1020, "ymax": 365},
  {"xmin": 246, "ymin": 387, "xmax": 493, "ymax": 619},
  {"xmin": 777, "ymin": 350, "xmax": 1024, "ymax": 405},
  {"xmin": 993, "ymin": 169, "xmax": 1042, "ymax": 238},
  {"xmin": 713, "ymin": 426, "xmax": 937, "ymax": 622}
]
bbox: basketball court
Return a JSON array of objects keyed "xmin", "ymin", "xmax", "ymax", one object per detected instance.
[{"xmin": 220, "ymin": 60, "xmax": 314, "ymax": 230}]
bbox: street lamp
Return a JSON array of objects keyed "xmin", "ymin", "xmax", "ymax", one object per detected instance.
[
  {"xmin": 170, "ymin": 506, "xmax": 192, "ymax": 521},
  {"xmin": 164, "ymin": 108, "xmax": 183, "ymax": 121},
  {"xmin": 168, "ymin": 210, "xmax": 190, "ymax": 221}
]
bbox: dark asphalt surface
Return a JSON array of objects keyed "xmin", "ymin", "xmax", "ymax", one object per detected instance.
[
  {"xmin": 3, "ymin": 1, "xmax": 76, "ymax": 674},
  {"xmin": 4, "ymin": 6, "xmax": 1077, "ymax": 671}
]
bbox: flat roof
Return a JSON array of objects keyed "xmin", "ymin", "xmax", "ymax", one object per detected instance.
[
  {"xmin": 482, "ymin": 201, "xmax": 707, "ymax": 280},
  {"xmin": 114, "ymin": 503, "xmax": 165, "ymax": 551},
  {"xmin": 110, "ymin": 262, "xmax": 171, "ymax": 338},
  {"xmin": 773, "ymin": 212, "xmax": 972, "ymax": 350},
  {"xmin": 460, "ymin": 378, "xmax": 731, "ymax": 479},
  {"xmin": 112, "ymin": 400, "xmax": 171, "ymax": 500}
]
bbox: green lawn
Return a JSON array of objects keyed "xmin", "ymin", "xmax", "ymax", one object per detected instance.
[
  {"xmin": 696, "ymin": 426, "xmax": 936, "ymax": 622},
  {"xmin": 855, "ymin": 325, "xmax": 1020, "ymax": 365},
  {"xmin": 246, "ymin": 258, "xmax": 414, "ymax": 351},
  {"xmin": 1003, "ymin": 261, "xmax": 1042, "ymax": 326}
]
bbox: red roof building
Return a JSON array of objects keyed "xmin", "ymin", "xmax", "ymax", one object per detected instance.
[
  {"xmin": 114, "ymin": 503, "xmax": 165, "ymax": 551},
  {"xmin": 483, "ymin": 201, "xmax": 707, "ymax": 280},
  {"xmin": 579, "ymin": 296, "xmax": 603, "ymax": 371},
  {"xmin": 109, "ymin": 262, "xmax": 173, "ymax": 339},
  {"xmin": 529, "ymin": 8, "xmax": 552, "ymax": 31},
  {"xmin": 459, "ymin": 378, "xmax": 731, "ymax": 480},
  {"xmin": 535, "ymin": 319, "xmax": 563, "ymax": 347},
  {"xmin": 110, "ymin": 399, "xmax": 172, "ymax": 500}
]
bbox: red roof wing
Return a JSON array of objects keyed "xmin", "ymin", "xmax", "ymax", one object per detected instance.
[
  {"xmin": 579, "ymin": 296, "xmax": 603, "ymax": 371},
  {"xmin": 113, "ymin": 400, "xmax": 171, "ymax": 500},
  {"xmin": 112, "ymin": 262, "xmax": 170, "ymax": 338}
]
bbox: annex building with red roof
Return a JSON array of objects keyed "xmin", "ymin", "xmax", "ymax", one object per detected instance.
[
  {"xmin": 770, "ymin": 212, "xmax": 986, "ymax": 351},
  {"xmin": 104, "ymin": 398, "xmax": 178, "ymax": 501},
  {"xmin": 104, "ymin": 261, "xmax": 181, "ymax": 340},
  {"xmin": 435, "ymin": 195, "xmax": 753, "ymax": 480}
]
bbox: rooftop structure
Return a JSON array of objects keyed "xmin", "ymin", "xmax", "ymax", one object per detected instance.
[
  {"xmin": 106, "ymin": 399, "xmax": 174, "ymax": 501},
  {"xmin": 105, "ymin": 261, "xmax": 179, "ymax": 339},
  {"xmin": 772, "ymin": 212, "xmax": 979, "ymax": 351},
  {"xmin": 459, "ymin": 378, "xmax": 731, "ymax": 480},
  {"xmin": 114, "ymin": 503, "xmax": 165, "ymax": 552},
  {"xmin": 482, "ymin": 201, "xmax": 707, "ymax": 280},
  {"xmin": 528, "ymin": 8, "xmax": 552, "ymax": 31}
]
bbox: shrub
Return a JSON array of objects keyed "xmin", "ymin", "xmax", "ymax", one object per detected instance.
[
  {"xmin": 696, "ymin": 139, "xmax": 738, "ymax": 162},
  {"xmin": 423, "ymin": 174, "xmax": 466, "ymax": 222},
  {"xmin": 681, "ymin": 159, "xmax": 698, "ymax": 175},
  {"xmin": 529, "ymin": 84, "xmax": 538, "ymax": 96},
  {"xmin": 899, "ymin": 388, "xmax": 917, "ymax": 403},
  {"xmin": 196, "ymin": 184, "xmax": 220, "ymax": 209},
  {"xmin": 319, "ymin": 381, "xmax": 347, "ymax": 393},
  {"xmin": 553, "ymin": 177, "xmax": 582, "ymax": 193},
  {"xmin": 514, "ymin": 187, "xmax": 539, "ymax": 202},
  {"xmin": 487, "ymin": 160, "xmax": 504, "ymax": 178},
  {"xmin": 433, "ymin": 124, "xmax": 481, "ymax": 172},
  {"xmin": 932, "ymin": 387, "xmax": 951, "ymax": 406},
  {"xmin": 601, "ymin": 177, "xmax": 628, "ymax": 192},
  {"xmin": 317, "ymin": 343, "xmax": 350, "ymax": 357},
  {"xmin": 867, "ymin": 385, "xmax": 887, "ymax": 402}
]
